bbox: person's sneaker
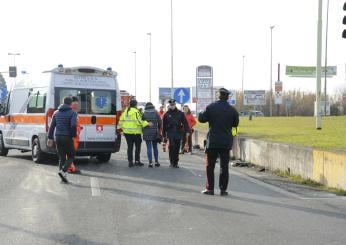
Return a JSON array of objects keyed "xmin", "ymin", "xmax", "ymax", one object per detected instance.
[
  {"xmin": 154, "ymin": 162, "xmax": 160, "ymax": 167},
  {"xmin": 135, "ymin": 161, "xmax": 144, "ymax": 166},
  {"xmin": 173, "ymin": 164, "xmax": 179, "ymax": 168},
  {"xmin": 58, "ymin": 170, "xmax": 68, "ymax": 183},
  {"xmin": 201, "ymin": 189, "xmax": 214, "ymax": 195},
  {"xmin": 128, "ymin": 162, "xmax": 134, "ymax": 168},
  {"xmin": 148, "ymin": 163, "xmax": 153, "ymax": 168},
  {"xmin": 220, "ymin": 191, "xmax": 228, "ymax": 196}
]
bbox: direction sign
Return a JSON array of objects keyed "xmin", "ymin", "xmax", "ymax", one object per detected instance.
[{"xmin": 174, "ymin": 87, "xmax": 190, "ymax": 104}]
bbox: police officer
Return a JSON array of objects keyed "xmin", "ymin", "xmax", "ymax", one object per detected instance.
[
  {"xmin": 198, "ymin": 88, "xmax": 239, "ymax": 196},
  {"xmin": 119, "ymin": 99, "xmax": 152, "ymax": 167},
  {"xmin": 162, "ymin": 99, "xmax": 190, "ymax": 168}
]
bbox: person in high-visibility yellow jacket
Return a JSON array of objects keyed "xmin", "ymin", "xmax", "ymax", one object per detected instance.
[{"xmin": 119, "ymin": 99, "xmax": 152, "ymax": 167}]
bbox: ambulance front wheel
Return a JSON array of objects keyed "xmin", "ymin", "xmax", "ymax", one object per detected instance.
[
  {"xmin": 96, "ymin": 153, "xmax": 112, "ymax": 163},
  {"xmin": 0, "ymin": 133, "xmax": 9, "ymax": 156}
]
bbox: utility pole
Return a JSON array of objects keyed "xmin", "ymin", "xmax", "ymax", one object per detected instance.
[{"xmin": 316, "ymin": 0, "xmax": 323, "ymax": 129}]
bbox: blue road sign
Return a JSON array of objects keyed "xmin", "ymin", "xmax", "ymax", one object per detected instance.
[{"xmin": 174, "ymin": 87, "xmax": 190, "ymax": 104}]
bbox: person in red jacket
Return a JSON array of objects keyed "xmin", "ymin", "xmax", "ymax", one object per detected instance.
[
  {"xmin": 68, "ymin": 96, "xmax": 82, "ymax": 174},
  {"xmin": 181, "ymin": 105, "xmax": 196, "ymax": 154}
]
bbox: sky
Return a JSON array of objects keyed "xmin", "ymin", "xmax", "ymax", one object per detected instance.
[{"xmin": 1, "ymin": 0, "xmax": 346, "ymax": 103}]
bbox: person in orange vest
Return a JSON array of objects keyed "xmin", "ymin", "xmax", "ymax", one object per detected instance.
[{"xmin": 68, "ymin": 96, "xmax": 82, "ymax": 174}]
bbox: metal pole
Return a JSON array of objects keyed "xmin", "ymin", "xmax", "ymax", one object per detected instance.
[
  {"xmin": 323, "ymin": 0, "xmax": 329, "ymax": 116},
  {"xmin": 316, "ymin": 0, "xmax": 323, "ymax": 129},
  {"xmin": 170, "ymin": 0, "xmax": 174, "ymax": 98},
  {"xmin": 242, "ymin": 55, "xmax": 245, "ymax": 94},
  {"xmin": 147, "ymin": 33, "xmax": 152, "ymax": 102},
  {"xmin": 270, "ymin": 26, "xmax": 275, "ymax": 117},
  {"xmin": 133, "ymin": 51, "xmax": 137, "ymax": 97}
]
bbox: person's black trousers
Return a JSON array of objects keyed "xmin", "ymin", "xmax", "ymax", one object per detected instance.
[
  {"xmin": 124, "ymin": 134, "xmax": 142, "ymax": 163},
  {"xmin": 168, "ymin": 138, "xmax": 181, "ymax": 166},
  {"xmin": 205, "ymin": 148, "xmax": 230, "ymax": 191},
  {"xmin": 55, "ymin": 135, "xmax": 75, "ymax": 172}
]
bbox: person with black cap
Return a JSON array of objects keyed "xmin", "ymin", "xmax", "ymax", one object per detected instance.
[
  {"xmin": 198, "ymin": 88, "xmax": 239, "ymax": 196},
  {"xmin": 119, "ymin": 99, "xmax": 152, "ymax": 167},
  {"xmin": 162, "ymin": 99, "xmax": 190, "ymax": 168}
]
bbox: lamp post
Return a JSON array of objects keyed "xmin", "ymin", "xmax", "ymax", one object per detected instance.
[
  {"xmin": 269, "ymin": 26, "xmax": 275, "ymax": 117},
  {"xmin": 316, "ymin": 0, "xmax": 323, "ymax": 129},
  {"xmin": 8, "ymin": 53, "xmax": 20, "ymax": 66},
  {"xmin": 147, "ymin": 32, "xmax": 152, "ymax": 102},
  {"xmin": 133, "ymin": 51, "xmax": 137, "ymax": 98},
  {"xmin": 170, "ymin": 0, "xmax": 174, "ymax": 98},
  {"xmin": 242, "ymin": 55, "xmax": 245, "ymax": 94},
  {"xmin": 323, "ymin": 0, "xmax": 330, "ymax": 116}
]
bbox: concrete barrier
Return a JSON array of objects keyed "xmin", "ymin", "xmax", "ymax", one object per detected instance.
[{"xmin": 193, "ymin": 130, "xmax": 346, "ymax": 190}]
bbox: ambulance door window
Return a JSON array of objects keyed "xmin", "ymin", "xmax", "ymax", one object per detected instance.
[{"xmin": 89, "ymin": 90, "xmax": 116, "ymax": 115}]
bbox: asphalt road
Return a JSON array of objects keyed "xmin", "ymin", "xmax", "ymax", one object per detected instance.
[{"xmin": 1, "ymin": 141, "xmax": 346, "ymax": 245}]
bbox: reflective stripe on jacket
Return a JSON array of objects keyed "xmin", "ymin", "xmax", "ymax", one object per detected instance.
[{"xmin": 119, "ymin": 107, "xmax": 149, "ymax": 134}]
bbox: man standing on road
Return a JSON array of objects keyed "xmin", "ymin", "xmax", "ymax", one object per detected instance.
[
  {"xmin": 119, "ymin": 99, "xmax": 152, "ymax": 167},
  {"xmin": 162, "ymin": 99, "xmax": 190, "ymax": 168},
  {"xmin": 198, "ymin": 88, "xmax": 239, "ymax": 196},
  {"xmin": 47, "ymin": 96, "xmax": 78, "ymax": 183}
]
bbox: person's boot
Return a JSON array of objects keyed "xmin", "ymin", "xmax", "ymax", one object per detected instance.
[
  {"xmin": 135, "ymin": 161, "xmax": 144, "ymax": 166},
  {"xmin": 128, "ymin": 162, "xmax": 134, "ymax": 168},
  {"xmin": 201, "ymin": 189, "xmax": 214, "ymax": 195},
  {"xmin": 154, "ymin": 161, "xmax": 160, "ymax": 167},
  {"xmin": 148, "ymin": 162, "xmax": 153, "ymax": 168}
]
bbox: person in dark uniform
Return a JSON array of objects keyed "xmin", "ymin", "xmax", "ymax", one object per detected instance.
[
  {"xmin": 198, "ymin": 88, "xmax": 239, "ymax": 196},
  {"xmin": 162, "ymin": 99, "xmax": 190, "ymax": 168}
]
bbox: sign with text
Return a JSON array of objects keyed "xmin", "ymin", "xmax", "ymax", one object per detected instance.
[
  {"xmin": 196, "ymin": 65, "xmax": 213, "ymax": 111},
  {"xmin": 274, "ymin": 91, "xmax": 282, "ymax": 104},
  {"xmin": 286, "ymin": 66, "xmax": 337, "ymax": 77},
  {"xmin": 243, "ymin": 90, "xmax": 266, "ymax": 106}
]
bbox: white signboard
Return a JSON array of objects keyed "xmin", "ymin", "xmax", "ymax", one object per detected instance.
[
  {"xmin": 197, "ymin": 77, "xmax": 212, "ymax": 89},
  {"xmin": 228, "ymin": 90, "xmax": 237, "ymax": 105},
  {"xmin": 54, "ymin": 74, "xmax": 116, "ymax": 89},
  {"xmin": 244, "ymin": 90, "xmax": 266, "ymax": 106},
  {"xmin": 314, "ymin": 101, "xmax": 330, "ymax": 116},
  {"xmin": 274, "ymin": 91, "xmax": 282, "ymax": 104}
]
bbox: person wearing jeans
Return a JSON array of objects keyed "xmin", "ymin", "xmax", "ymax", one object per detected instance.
[
  {"xmin": 47, "ymin": 96, "xmax": 78, "ymax": 183},
  {"xmin": 142, "ymin": 102, "xmax": 162, "ymax": 167}
]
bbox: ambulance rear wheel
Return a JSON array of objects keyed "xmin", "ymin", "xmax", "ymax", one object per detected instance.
[
  {"xmin": 96, "ymin": 153, "xmax": 111, "ymax": 163},
  {"xmin": 0, "ymin": 133, "xmax": 9, "ymax": 156},
  {"xmin": 32, "ymin": 138, "xmax": 45, "ymax": 163}
]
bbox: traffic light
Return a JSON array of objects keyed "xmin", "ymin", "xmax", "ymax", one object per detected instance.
[
  {"xmin": 343, "ymin": 2, "xmax": 346, "ymax": 38},
  {"xmin": 9, "ymin": 66, "xmax": 17, "ymax": 77}
]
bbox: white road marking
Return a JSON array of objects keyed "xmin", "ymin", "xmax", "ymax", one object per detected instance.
[
  {"xmin": 90, "ymin": 177, "xmax": 101, "ymax": 196},
  {"xmin": 189, "ymin": 169, "xmax": 197, "ymax": 177}
]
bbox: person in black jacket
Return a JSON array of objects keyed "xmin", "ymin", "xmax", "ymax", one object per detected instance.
[
  {"xmin": 198, "ymin": 88, "xmax": 239, "ymax": 196},
  {"xmin": 47, "ymin": 96, "xmax": 78, "ymax": 183},
  {"xmin": 162, "ymin": 99, "xmax": 190, "ymax": 168}
]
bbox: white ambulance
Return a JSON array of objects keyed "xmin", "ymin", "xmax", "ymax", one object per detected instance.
[{"xmin": 0, "ymin": 65, "xmax": 122, "ymax": 163}]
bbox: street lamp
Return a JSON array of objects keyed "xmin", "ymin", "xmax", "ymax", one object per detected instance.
[
  {"xmin": 323, "ymin": 0, "xmax": 330, "ymax": 116},
  {"xmin": 8, "ymin": 53, "xmax": 20, "ymax": 66},
  {"xmin": 147, "ymin": 32, "xmax": 152, "ymax": 102},
  {"xmin": 316, "ymin": 0, "xmax": 323, "ymax": 129},
  {"xmin": 133, "ymin": 51, "xmax": 137, "ymax": 97},
  {"xmin": 269, "ymin": 26, "xmax": 275, "ymax": 117},
  {"xmin": 170, "ymin": 0, "xmax": 174, "ymax": 98}
]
